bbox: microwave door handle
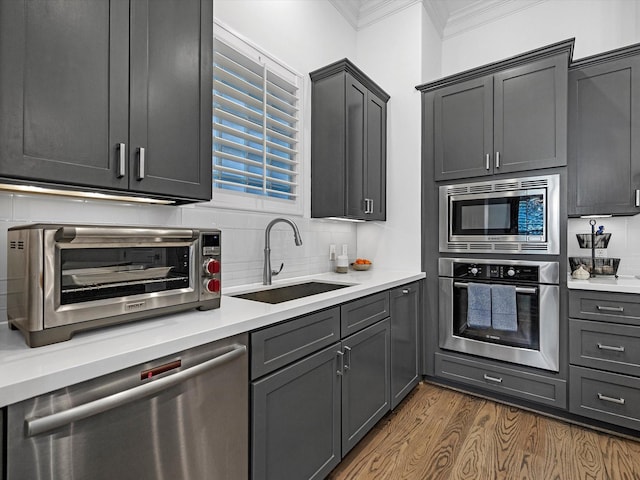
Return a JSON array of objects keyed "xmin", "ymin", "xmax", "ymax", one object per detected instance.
[
  {"xmin": 24, "ymin": 344, "xmax": 247, "ymax": 437},
  {"xmin": 453, "ymin": 282, "xmax": 537, "ymax": 295}
]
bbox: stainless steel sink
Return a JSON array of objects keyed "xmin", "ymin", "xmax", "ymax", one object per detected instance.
[{"xmin": 232, "ymin": 281, "xmax": 351, "ymax": 304}]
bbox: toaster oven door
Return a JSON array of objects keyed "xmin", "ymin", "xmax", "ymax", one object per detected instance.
[{"xmin": 43, "ymin": 227, "xmax": 200, "ymax": 329}]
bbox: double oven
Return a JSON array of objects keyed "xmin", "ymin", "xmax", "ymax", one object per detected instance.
[{"xmin": 437, "ymin": 173, "xmax": 561, "ymax": 372}]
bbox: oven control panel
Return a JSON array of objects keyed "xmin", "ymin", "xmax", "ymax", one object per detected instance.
[{"xmin": 452, "ymin": 262, "xmax": 539, "ymax": 282}]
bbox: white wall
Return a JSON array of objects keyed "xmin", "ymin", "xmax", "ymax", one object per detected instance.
[
  {"xmin": 355, "ymin": 3, "xmax": 440, "ymax": 271},
  {"xmin": 442, "ymin": 0, "xmax": 640, "ymax": 75}
]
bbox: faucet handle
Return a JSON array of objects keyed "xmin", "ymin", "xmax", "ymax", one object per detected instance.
[{"xmin": 272, "ymin": 262, "xmax": 284, "ymax": 277}]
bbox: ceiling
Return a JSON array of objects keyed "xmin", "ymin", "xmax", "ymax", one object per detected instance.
[{"xmin": 328, "ymin": 0, "xmax": 546, "ymax": 37}]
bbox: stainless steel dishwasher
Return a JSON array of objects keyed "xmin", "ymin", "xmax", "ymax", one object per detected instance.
[{"xmin": 6, "ymin": 333, "xmax": 248, "ymax": 480}]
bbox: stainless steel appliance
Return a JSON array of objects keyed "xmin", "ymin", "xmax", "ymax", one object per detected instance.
[
  {"xmin": 6, "ymin": 333, "xmax": 248, "ymax": 480},
  {"xmin": 439, "ymin": 257, "xmax": 559, "ymax": 372},
  {"xmin": 7, "ymin": 224, "xmax": 222, "ymax": 347},
  {"xmin": 439, "ymin": 173, "xmax": 560, "ymax": 254}
]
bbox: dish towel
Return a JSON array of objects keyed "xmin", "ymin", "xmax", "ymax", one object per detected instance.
[
  {"xmin": 467, "ymin": 282, "xmax": 491, "ymax": 328},
  {"xmin": 491, "ymin": 284, "xmax": 518, "ymax": 332}
]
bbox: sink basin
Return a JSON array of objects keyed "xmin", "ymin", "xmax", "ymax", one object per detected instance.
[{"xmin": 232, "ymin": 281, "xmax": 351, "ymax": 304}]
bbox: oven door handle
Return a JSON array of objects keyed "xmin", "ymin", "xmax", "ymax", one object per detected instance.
[
  {"xmin": 453, "ymin": 281, "xmax": 537, "ymax": 295},
  {"xmin": 56, "ymin": 226, "xmax": 199, "ymax": 242}
]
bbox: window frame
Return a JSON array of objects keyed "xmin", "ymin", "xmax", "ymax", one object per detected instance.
[{"xmin": 209, "ymin": 20, "xmax": 304, "ymax": 216}]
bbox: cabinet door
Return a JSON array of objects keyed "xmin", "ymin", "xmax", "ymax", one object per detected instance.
[
  {"xmin": 434, "ymin": 76, "xmax": 494, "ymax": 181},
  {"xmin": 341, "ymin": 318, "xmax": 390, "ymax": 456},
  {"xmin": 345, "ymin": 74, "xmax": 367, "ymax": 218},
  {"xmin": 129, "ymin": 0, "xmax": 212, "ymax": 200},
  {"xmin": 365, "ymin": 92, "xmax": 387, "ymax": 220},
  {"xmin": 252, "ymin": 344, "xmax": 341, "ymax": 480},
  {"xmin": 568, "ymin": 56, "xmax": 640, "ymax": 215},
  {"xmin": 0, "ymin": 0, "xmax": 129, "ymax": 189},
  {"xmin": 494, "ymin": 55, "xmax": 568, "ymax": 174},
  {"xmin": 390, "ymin": 283, "xmax": 420, "ymax": 409}
]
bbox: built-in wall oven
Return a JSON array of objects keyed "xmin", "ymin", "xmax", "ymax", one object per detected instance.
[
  {"xmin": 439, "ymin": 173, "xmax": 560, "ymax": 254},
  {"xmin": 438, "ymin": 257, "xmax": 559, "ymax": 372}
]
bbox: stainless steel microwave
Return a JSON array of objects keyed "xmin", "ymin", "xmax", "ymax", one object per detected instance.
[
  {"xmin": 439, "ymin": 174, "xmax": 560, "ymax": 255},
  {"xmin": 7, "ymin": 224, "xmax": 221, "ymax": 347}
]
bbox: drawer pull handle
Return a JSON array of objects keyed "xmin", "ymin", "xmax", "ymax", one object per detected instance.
[
  {"xmin": 597, "ymin": 393, "xmax": 625, "ymax": 405},
  {"xmin": 597, "ymin": 343, "xmax": 625, "ymax": 353},
  {"xmin": 402, "ymin": 289, "xmax": 411, "ymax": 295},
  {"xmin": 596, "ymin": 305, "xmax": 624, "ymax": 313},
  {"xmin": 483, "ymin": 374, "xmax": 503, "ymax": 384}
]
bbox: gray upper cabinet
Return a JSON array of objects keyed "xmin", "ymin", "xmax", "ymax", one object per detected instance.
[
  {"xmin": 420, "ymin": 39, "xmax": 573, "ymax": 182},
  {"xmin": 310, "ymin": 59, "xmax": 389, "ymax": 220},
  {"xmin": 0, "ymin": 0, "xmax": 212, "ymax": 203},
  {"xmin": 568, "ymin": 44, "xmax": 640, "ymax": 216}
]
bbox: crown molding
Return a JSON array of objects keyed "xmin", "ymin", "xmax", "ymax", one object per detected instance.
[
  {"xmin": 330, "ymin": 0, "xmax": 550, "ymax": 38},
  {"xmin": 442, "ymin": 0, "xmax": 548, "ymax": 38},
  {"xmin": 329, "ymin": 0, "xmax": 420, "ymax": 30}
]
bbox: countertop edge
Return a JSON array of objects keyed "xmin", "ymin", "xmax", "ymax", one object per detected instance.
[{"xmin": 0, "ymin": 270, "xmax": 425, "ymax": 407}]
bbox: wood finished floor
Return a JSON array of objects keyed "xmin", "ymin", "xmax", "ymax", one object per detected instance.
[{"xmin": 328, "ymin": 382, "xmax": 640, "ymax": 480}]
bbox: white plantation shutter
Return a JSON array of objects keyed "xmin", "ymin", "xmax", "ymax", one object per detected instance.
[{"xmin": 213, "ymin": 35, "xmax": 300, "ymax": 205}]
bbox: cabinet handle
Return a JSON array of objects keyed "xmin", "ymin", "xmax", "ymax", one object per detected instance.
[
  {"xmin": 597, "ymin": 393, "xmax": 625, "ymax": 405},
  {"xmin": 636, "ymin": 189, "xmax": 640, "ymax": 208},
  {"xmin": 137, "ymin": 147, "xmax": 145, "ymax": 180},
  {"xmin": 344, "ymin": 346, "xmax": 352, "ymax": 370},
  {"xmin": 369, "ymin": 199, "xmax": 374, "ymax": 214},
  {"xmin": 402, "ymin": 288, "xmax": 411, "ymax": 295},
  {"xmin": 117, "ymin": 143, "xmax": 126, "ymax": 178},
  {"xmin": 495, "ymin": 151, "xmax": 501, "ymax": 169},
  {"xmin": 485, "ymin": 154, "xmax": 490, "ymax": 170},
  {"xmin": 363, "ymin": 198, "xmax": 373, "ymax": 214},
  {"xmin": 597, "ymin": 343, "xmax": 625, "ymax": 353},
  {"xmin": 483, "ymin": 374, "xmax": 503, "ymax": 384},
  {"xmin": 596, "ymin": 305, "xmax": 624, "ymax": 313},
  {"xmin": 336, "ymin": 350, "xmax": 344, "ymax": 376}
]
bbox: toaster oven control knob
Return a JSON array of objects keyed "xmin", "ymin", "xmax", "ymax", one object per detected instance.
[
  {"xmin": 506, "ymin": 268, "xmax": 516, "ymax": 277},
  {"xmin": 204, "ymin": 278, "xmax": 220, "ymax": 294},
  {"xmin": 470, "ymin": 267, "xmax": 479, "ymax": 275},
  {"xmin": 203, "ymin": 259, "xmax": 220, "ymax": 275}
]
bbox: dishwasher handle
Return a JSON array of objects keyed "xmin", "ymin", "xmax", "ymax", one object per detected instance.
[{"xmin": 25, "ymin": 344, "xmax": 247, "ymax": 437}]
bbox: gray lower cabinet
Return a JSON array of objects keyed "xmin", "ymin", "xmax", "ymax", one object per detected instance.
[
  {"xmin": 390, "ymin": 282, "xmax": 420, "ymax": 409},
  {"xmin": 310, "ymin": 59, "xmax": 389, "ymax": 220},
  {"xmin": 568, "ymin": 44, "xmax": 640, "ymax": 216},
  {"xmin": 0, "ymin": 0, "xmax": 211, "ymax": 203},
  {"xmin": 419, "ymin": 39, "xmax": 572, "ymax": 182},
  {"xmin": 569, "ymin": 289, "xmax": 640, "ymax": 431},
  {"xmin": 341, "ymin": 319, "xmax": 390, "ymax": 456},
  {"xmin": 251, "ymin": 285, "xmax": 419, "ymax": 480},
  {"xmin": 435, "ymin": 352, "xmax": 567, "ymax": 408},
  {"xmin": 252, "ymin": 344, "xmax": 342, "ymax": 480}
]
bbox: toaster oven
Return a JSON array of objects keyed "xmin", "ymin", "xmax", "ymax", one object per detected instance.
[{"xmin": 7, "ymin": 224, "xmax": 221, "ymax": 347}]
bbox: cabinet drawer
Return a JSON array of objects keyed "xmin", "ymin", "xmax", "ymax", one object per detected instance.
[
  {"xmin": 569, "ymin": 290, "xmax": 640, "ymax": 325},
  {"xmin": 251, "ymin": 307, "xmax": 341, "ymax": 379},
  {"xmin": 570, "ymin": 319, "xmax": 640, "ymax": 376},
  {"xmin": 570, "ymin": 366, "xmax": 640, "ymax": 431},
  {"xmin": 341, "ymin": 291, "xmax": 390, "ymax": 337},
  {"xmin": 435, "ymin": 353, "xmax": 566, "ymax": 408}
]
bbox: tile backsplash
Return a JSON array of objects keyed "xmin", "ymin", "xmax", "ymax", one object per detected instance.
[
  {"xmin": 568, "ymin": 216, "xmax": 640, "ymax": 276},
  {"xmin": 0, "ymin": 192, "xmax": 356, "ymax": 323}
]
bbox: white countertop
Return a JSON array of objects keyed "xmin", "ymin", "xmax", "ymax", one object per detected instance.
[
  {"xmin": 0, "ymin": 269, "xmax": 424, "ymax": 408},
  {"xmin": 567, "ymin": 274, "xmax": 640, "ymax": 294}
]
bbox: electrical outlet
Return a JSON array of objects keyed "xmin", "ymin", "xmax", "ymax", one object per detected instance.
[{"xmin": 595, "ymin": 248, "xmax": 608, "ymax": 258}]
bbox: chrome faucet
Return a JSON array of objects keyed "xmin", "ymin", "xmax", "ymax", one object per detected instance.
[{"xmin": 263, "ymin": 218, "xmax": 303, "ymax": 285}]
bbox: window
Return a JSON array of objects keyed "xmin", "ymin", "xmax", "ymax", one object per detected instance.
[{"xmin": 212, "ymin": 23, "xmax": 302, "ymax": 214}]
